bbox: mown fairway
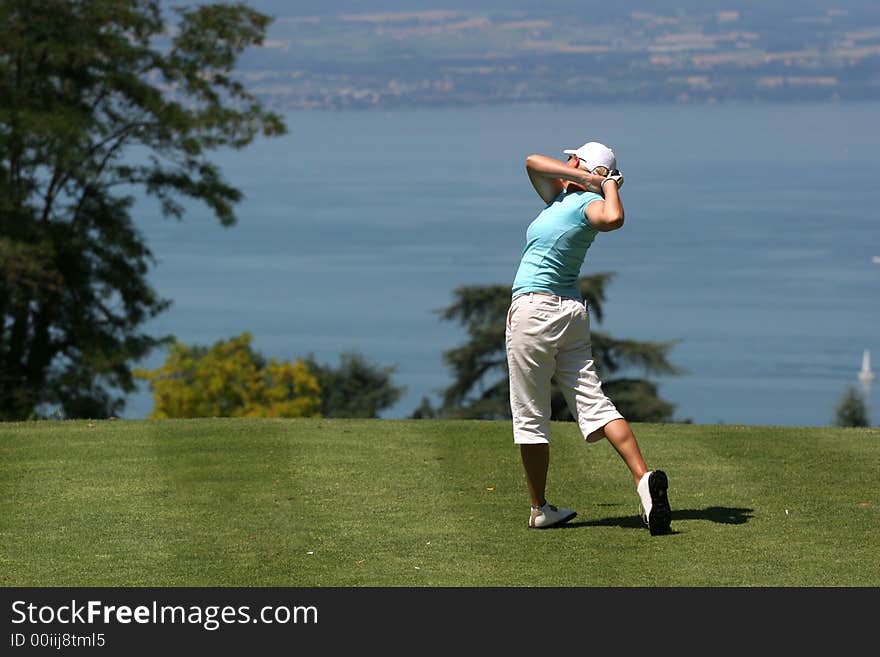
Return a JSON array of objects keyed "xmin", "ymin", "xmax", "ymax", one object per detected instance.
[{"xmin": 1, "ymin": 418, "xmax": 877, "ymax": 586}]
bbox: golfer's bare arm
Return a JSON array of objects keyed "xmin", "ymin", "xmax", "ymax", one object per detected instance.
[
  {"xmin": 525, "ymin": 154, "xmax": 592, "ymax": 205},
  {"xmin": 525, "ymin": 154, "xmax": 624, "ymax": 231},
  {"xmin": 585, "ymin": 181, "xmax": 624, "ymax": 232}
]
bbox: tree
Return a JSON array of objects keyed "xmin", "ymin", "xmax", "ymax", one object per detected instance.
[
  {"xmin": 0, "ymin": 1, "xmax": 285, "ymax": 419},
  {"xmin": 410, "ymin": 396, "xmax": 438, "ymax": 419},
  {"xmin": 834, "ymin": 386, "xmax": 870, "ymax": 428},
  {"xmin": 439, "ymin": 274, "xmax": 683, "ymax": 422},
  {"xmin": 304, "ymin": 352, "xmax": 405, "ymax": 419},
  {"xmin": 135, "ymin": 333, "xmax": 321, "ymax": 418}
]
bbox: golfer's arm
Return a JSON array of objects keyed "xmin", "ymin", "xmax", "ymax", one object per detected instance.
[
  {"xmin": 525, "ymin": 154, "xmax": 589, "ymax": 205},
  {"xmin": 585, "ymin": 181, "xmax": 625, "ymax": 232}
]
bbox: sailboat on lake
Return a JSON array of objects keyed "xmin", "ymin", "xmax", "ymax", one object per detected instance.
[{"xmin": 858, "ymin": 349, "xmax": 875, "ymax": 385}]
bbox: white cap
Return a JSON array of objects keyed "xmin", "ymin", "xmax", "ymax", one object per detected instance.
[{"xmin": 563, "ymin": 141, "xmax": 617, "ymax": 171}]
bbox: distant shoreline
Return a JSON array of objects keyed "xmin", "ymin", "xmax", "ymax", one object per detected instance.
[
  {"xmin": 256, "ymin": 97, "xmax": 879, "ymax": 112},
  {"xmin": 238, "ymin": 3, "xmax": 880, "ymax": 111}
]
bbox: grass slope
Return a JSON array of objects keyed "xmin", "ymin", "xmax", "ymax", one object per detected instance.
[{"xmin": 1, "ymin": 418, "xmax": 878, "ymax": 587}]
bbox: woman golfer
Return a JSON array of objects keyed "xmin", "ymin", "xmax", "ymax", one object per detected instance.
[{"xmin": 506, "ymin": 141, "xmax": 672, "ymax": 535}]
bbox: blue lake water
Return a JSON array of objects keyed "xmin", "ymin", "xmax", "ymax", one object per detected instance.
[{"xmin": 126, "ymin": 102, "xmax": 880, "ymax": 427}]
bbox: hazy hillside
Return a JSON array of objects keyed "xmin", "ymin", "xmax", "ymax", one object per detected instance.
[{"xmin": 214, "ymin": 1, "xmax": 880, "ymax": 108}]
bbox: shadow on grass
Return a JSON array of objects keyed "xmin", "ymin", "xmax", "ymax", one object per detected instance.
[{"xmin": 555, "ymin": 506, "xmax": 754, "ymax": 531}]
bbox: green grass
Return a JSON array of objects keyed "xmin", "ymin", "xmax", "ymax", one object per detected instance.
[{"xmin": 1, "ymin": 418, "xmax": 878, "ymax": 586}]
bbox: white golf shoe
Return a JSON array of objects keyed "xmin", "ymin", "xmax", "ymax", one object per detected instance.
[
  {"xmin": 637, "ymin": 470, "xmax": 672, "ymax": 536},
  {"xmin": 529, "ymin": 503, "xmax": 577, "ymax": 529}
]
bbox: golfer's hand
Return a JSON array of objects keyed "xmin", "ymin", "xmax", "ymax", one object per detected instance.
[
  {"xmin": 604, "ymin": 169, "xmax": 624, "ymax": 189},
  {"xmin": 583, "ymin": 172, "xmax": 607, "ymax": 194}
]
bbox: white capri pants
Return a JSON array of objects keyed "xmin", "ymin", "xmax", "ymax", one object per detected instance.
[{"xmin": 506, "ymin": 292, "xmax": 623, "ymax": 444}]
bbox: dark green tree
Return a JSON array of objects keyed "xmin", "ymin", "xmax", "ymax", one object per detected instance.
[
  {"xmin": 834, "ymin": 386, "xmax": 870, "ymax": 427},
  {"xmin": 410, "ymin": 395, "xmax": 439, "ymax": 419},
  {"xmin": 305, "ymin": 352, "xmax": 405, "ymax": 419},
  {"xmin": 0, "ymin": 1, "xmax": 285, "ymax": 419},
  {"xmin": 439, "ymin": 274, "xmax": 683, "ymax": 422}
]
